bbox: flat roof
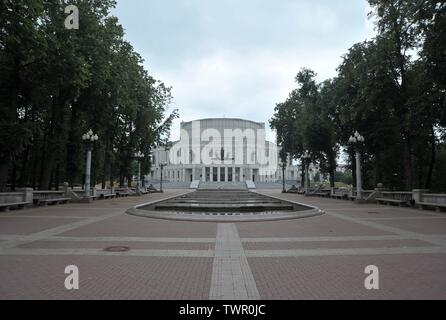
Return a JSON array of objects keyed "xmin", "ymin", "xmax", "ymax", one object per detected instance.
[{"xmin": 181, "ymin": 118, "xmax": 265, "ymax": 126}]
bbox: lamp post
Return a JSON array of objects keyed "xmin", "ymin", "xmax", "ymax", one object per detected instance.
[
  {"xmin": 160, "ymin": 162, "xmax": 167, "ymax": 193},
  {"xmin": 158, "ymin": 142, "xmax": 171, "ymax": 193},
  {"xmin": 134, "ymin": 151, "xmax": 145, "ymax": 196},
  {"xmin": 349, "ymin": 131, "xmax": 365, "ymax": 201},
  {"xmin": 82, "ymin": 129, "xmax": 99, "ymax": 198},
  {"xmin": 302, "ymin": 151, "xmax": 311, "ymax": 195},
  {"xmin": 281, "ymin": 161, "xmax": 287, "ymax": 193}
]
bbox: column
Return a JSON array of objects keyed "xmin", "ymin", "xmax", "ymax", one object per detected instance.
[
  {"xmin": 217, "ymin": 167, "xmax": 221, "ymax": 182},
  {"xmin": 202, "ymin": 167, "xmax": 206, "ymax": 182},
  {"xmin": 192, "ymin": 168, "xmax": 196, "ymax": 181},
  {"xmin": 232, "ymin": 167, "xmax": 236, "ymax": 182},
  {"xmin": 85, "ymin": 149, "xmax": 92, "ymax": 197},
  {"xmin": 183, "ymin": 168, "xmax": 186, "ymax": 182},
  {"xmin": 249, "ymin": 168, "xmax": 253, "ymax": 181},
  {"xmin": 210, "ymin": 167, "xmax": 214, "ymax": 182},
  {"xmin": 356, "ymin": 151, "xmax": 362, "ymax": 200},
  {"xmin": 224, "ymin": 167, "xmax": 228, "ymax": 182}
]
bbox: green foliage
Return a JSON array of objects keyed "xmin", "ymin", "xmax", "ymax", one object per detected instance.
[
  {"xmin": 0, "ymin": 0, "xmax": 177, "ymax": 190},
  {"xmin": 334, "ymin": 171, "xmax": 353, "ymax": 186},
  {"xmin": 271, "ymin": 0, "xmax": 446, "ymax": 191},
  {"xmin": 271, "ymin": 68, "xmax": 339, "ymax": 188}
]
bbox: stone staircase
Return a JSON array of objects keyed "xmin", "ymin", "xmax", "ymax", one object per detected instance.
[
  {"xmin": 198, "ymin": 182, "xmax": 247, "ymax": 190},
  {"xmin": 157, "ymin": 189, "xmax": 295, "ymax": 212}
]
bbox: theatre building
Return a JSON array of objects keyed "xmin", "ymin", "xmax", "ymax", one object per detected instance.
[{"xmin": 149, "ymin": 118, "xmax": 300, "ymax": 184}]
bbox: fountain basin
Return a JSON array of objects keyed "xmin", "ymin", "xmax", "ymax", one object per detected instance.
[{"xmin": 126, "ymin": 190, "xmax": 324, "ymax": 222}]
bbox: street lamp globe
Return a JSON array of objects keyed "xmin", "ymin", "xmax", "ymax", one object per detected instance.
[
  {"xmin": 82, "ymin": 130, "xmax": 99, "ymax": 142},
  {"xmin": 134, "ymin": 151, "xmax": 145, "ymax": 158}
]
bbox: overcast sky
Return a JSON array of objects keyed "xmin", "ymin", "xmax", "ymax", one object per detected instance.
[{"xmin": 112, "ymin": 0, "xmax": 376, "ymax": 141}]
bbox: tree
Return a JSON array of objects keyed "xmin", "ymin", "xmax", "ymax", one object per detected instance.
[
  {"xmin": 0, "ymin": 0, "xmax": 46, "ymax": 190},
  {"xmin": 271, "ymin": 1, "xmax": 445, "ymax": 191},
  {"xmin": 0, "ymin": 1, "xmax": 177, "ymax": 191},
  {"xmin": 271, "ymin": 69, "xmax": 338, "ymax": 188}
]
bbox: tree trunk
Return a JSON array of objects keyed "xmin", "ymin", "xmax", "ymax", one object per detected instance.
[
  {"xmin": 0, "ymin": 62, "xmax": 20, "ymax": 191},
  {"xmin": 101, "ymin": 156, "xmax": 107, "ymax": 189},
  {"xmin": 403, "ymin": 136, "xmax": 413, "ymax": 191},
  {"xmin": 18, "ymin": 146, "xmax": 30, "ymax": 188},
  {"xmin": 328, "ymin": 149, "xmax": 336, "ymax": 188},
  {"xmin": 425, "ymin": 127, "xmax": 436, "ymax": 189},
  {"xmin": 11, "ymin": 164, "xmax": 17, "ymax": 191},
  {"xmin": 66, "ymin": 104, "xmax": 80, "ymax": 187},
  {"xmin": 39, "ymin": 96, "xmax": 58, "ymax": 190},
  {"xmin": 55, "ymin": 164, "xmax": 60, "ymax": 191},
  {"xmin": 351, "ymin": 150, "xmax": 357, "ymax": 189},
  {"xmin": 39, "ymin": 90, "xmax": 67, "ymax": 190},
  {"xmin": 119, "ymin": 167, "xmax": 125, "ymax": 187},
  {"xmin": 127, "ymin": 174, "xmax": 132, "ymax": 188},
  {"xmin": 0, "ymin": 163, "xmax": 10, "ymax": 192},
  {"xmin": 110, "ymin": 157, "xmax": 114, "ymax": 188},
  {"xmin": 374, "ymin": 153, "xmax": 383, "ymax": 187}
]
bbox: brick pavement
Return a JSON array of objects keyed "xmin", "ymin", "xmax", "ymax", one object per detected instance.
[{"xmin": 0, "ymin": 189, "xmax": 445, "ymax": 299}]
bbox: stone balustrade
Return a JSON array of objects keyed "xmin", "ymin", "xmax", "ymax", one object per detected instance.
[
  {"xmin": 420, "ymin": 193, "xmax": 446, "ymax": 205},
  {"xmin": 328, "ymin": 187, "xmax": 446, "ymax": 211},
  {"xmin": 331, "ymin": 188, "xmax": 350, "ymax": 199},
  {"xmin": 33, "ymin": 191, "xmax": 66, "ymax": 200},
  {"xmin": 379, "ymin": 191, "xmax": 413, "ymax": 201},
  {"xmin": 0, "ymin": 190, "xmax": 30, "ymax": 204}
]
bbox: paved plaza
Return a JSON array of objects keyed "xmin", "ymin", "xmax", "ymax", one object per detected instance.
[{"xmin": 0, "ymin": 189, "xmax": 445, "ymax": 300}]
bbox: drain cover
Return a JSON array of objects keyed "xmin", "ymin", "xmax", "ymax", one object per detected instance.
[{"xmin": 104, "ymin": 246, "xmax": 130, "ymax": 252}]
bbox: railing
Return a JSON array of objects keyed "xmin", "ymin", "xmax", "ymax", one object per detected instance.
[
  {"xmin": 33, "ymin": 191, "xmax": 66, "ymax": 200},
  {"xmin": 379, "ymin": 191, "xmax": 413, "ymax": 202},
  {"xmin": 94, "ymin": 189, "xmax": 115, "ymax": 196},
  {"xmin": 115, "ymin": 188, "xmax": 136, "ymax": 195},
  {"xmin": 0, "ymin": 192, "xmax": 26, "ymax": 204},
  {"xmin": 332, "ymin": 189, "xmax": 350, "ymax": 198},
  {"xmin": 71, "ymin": 189, "xmax": 93, "ymax": 197},
  {"xmin": 421, "ymin": 193, "xmax": 446, "ymax": 205}
]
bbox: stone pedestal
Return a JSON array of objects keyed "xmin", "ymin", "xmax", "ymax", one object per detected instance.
[
  {"xmin": 18, "ymin": 188, "xmax": 33, "ymax": 207},
  {"xmin": 413, "ymin": 189, "xmax": 429, "ymax": 204},
  {"xmin": 79, "ymin": 197, "xmax": 93, "ymax": 203}
]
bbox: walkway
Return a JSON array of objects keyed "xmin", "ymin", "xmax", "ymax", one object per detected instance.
[{"xmin": 0, "ymin": 189, "xmax": 445, "ymax": 299}]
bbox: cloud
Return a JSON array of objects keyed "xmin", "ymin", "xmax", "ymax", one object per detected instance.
[
  {"xmin": 113, "ymin": 0, "xmax": 376, "ymax": 141},
  {"xmin": 161, "ymin": 48, "xmax": 345, "ymax": 140}
]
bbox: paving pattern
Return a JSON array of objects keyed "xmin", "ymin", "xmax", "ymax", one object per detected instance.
[
  {"xmin": 209, "ymin": 224, "xmax": 260, "ymax": 300},
  {"xmin": 0, "ymin": 189, "xmax": 445, "ymax": 299}
]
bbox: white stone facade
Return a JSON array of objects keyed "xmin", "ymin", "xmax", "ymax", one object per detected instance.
[{"xmin": 149, "ymin": 118, "xmax": 300, "ymax": 183}]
